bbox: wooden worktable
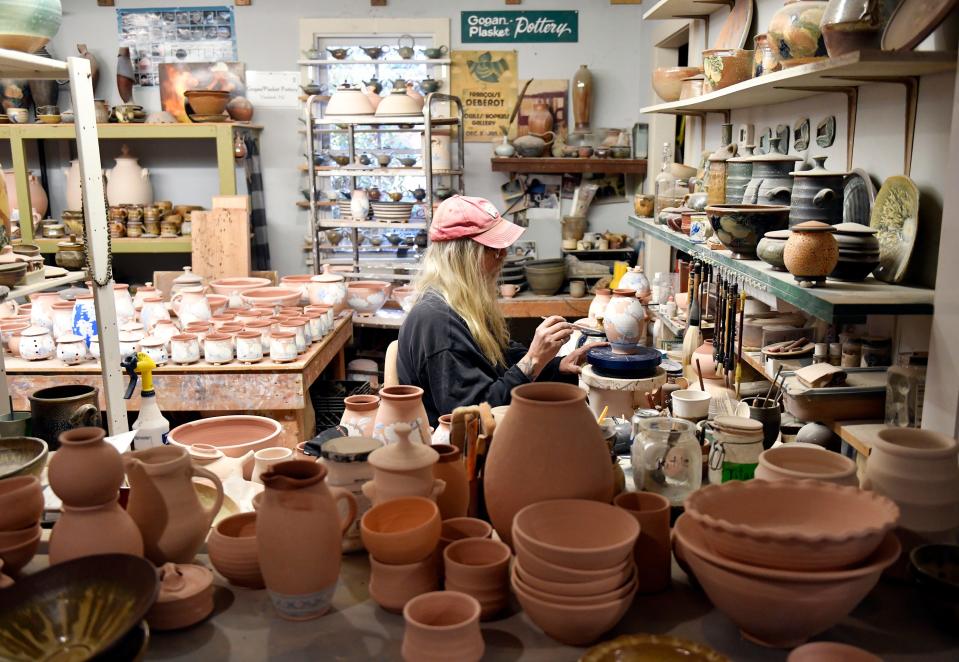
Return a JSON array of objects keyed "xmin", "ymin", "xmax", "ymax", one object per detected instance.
[
  {"xmin": 352, "ymin": 294, "xmax": 593, "ymax": 329},
  {"xmin": 5, "ymin": 317, "xmax": 352, "ymax": 446}
]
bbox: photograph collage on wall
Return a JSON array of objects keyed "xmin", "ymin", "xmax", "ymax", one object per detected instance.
[{"xmin": 117, "ymin": 6, "xmax": 238, "ymax": 87}]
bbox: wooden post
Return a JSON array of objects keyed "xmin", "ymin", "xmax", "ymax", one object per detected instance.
[{"xmin": 215, "ymin": 125, "xmax": 238, "ymax": 195}]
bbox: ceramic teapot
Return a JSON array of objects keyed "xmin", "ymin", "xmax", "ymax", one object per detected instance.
[
  {"xmin": 423, "ymin": 45, "xmax": 448, "ymax": 59},
  {"xmin": 396, "ymin": 34, "xmax": 415, "ymax": 59},
  {"xmin": 302, "ymin": 47, "xmax": 320, "ymax": 59},
  {"xmin": 419, "ymin": 77, "xmax": 441, "ymax": 94},
  {"xmin": 512, "ymin": 131, "xmax": 555, "ymax": 158},
  {"xmin": 363, "ymin": 77, "xmax": 383, "ymax": 94},
  {"xmin": 326, "ymin": 47, "xmax": 351, "ymax": 60},
  {"xmin": 741, "ymin": 138, "xmax": 801, "ymax": 205},
  {"xmin": 105, "ymin": 144, "xmax": 153, "ymax": 206},
  {"xmin": 787, "ymin": 155, "xmax": 848, "ymax": 227},
  {"xmin": 409, "ymin": 187, "xmax": 427, "ymax": 201},
  {"xmin": 124, "ymin": 445, "xmax": 225, "ymax": 565},
  {"xmin": 362, "ymin": 423, "xmax": 445, "ymax": 505},
  {"xmin": 361, "ymin": 45, "xmax": 389, "ymax": 60}
]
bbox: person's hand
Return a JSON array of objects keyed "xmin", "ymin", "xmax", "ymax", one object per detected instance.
[
  {"xmin": 559, "ymin": 341, "xmax": 609, "ymax": 375},
  {"xmin": 517, "ymin": 316, "xmax": 572, "ymax": 379}
]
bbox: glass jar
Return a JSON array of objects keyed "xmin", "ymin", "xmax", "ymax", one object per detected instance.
[
  {"xmin": 631, "ymin": 417, "xmax": 702, "ymax": 506},
  {"xmin": 885, "ymin": 353, "xmax": 927, "ymax": 428},
  {"xmin": 654, "ymin": 143, "xmax": 680, "ymax": 221},
  {"xmin": 707, "ymin": 416, "xmax": 764, "ymax": 484},
  {"xmin": 841, "ymin": 337, "xmax": 862, "ymax": 367}
]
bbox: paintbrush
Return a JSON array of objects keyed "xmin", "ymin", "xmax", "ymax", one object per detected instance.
[
  {"xmin": 723, "ymin": 282, "xmax": 738, "ymax": 385},
  {"xmin": 682, "ymin": 261, "xmax": 703, "ymax": 366},
  {"xmin": 763, "ymin": 365, "xmax": 784, "ymax": 407}
]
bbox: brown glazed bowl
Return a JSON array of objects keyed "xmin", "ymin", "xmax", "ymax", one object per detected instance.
[
  {"xmin": 0, "ymin": 554, "xmax": 158, "ymax": 658},
  {"xmin": 652, "ymin": 66, "xmax": 704, "ymax": 102},
  {"xmin": 684, "ymin": 479, "xmax": 900, "ymax": 571},
  {"xmin": 361, "ymin": 496, "xmax": 441, "ymax": 565},
  {"xmin": 674, "ymin": 514, "xmax": 900, "ymax": 648},
  {"xmin": 184, "ymin": 90, "xmax": 229, "ymax": 116},
  {"xmin": 512, "ymin": 499, "xmax": 639, "ymax": 571},
  {"xmin": 0, "ymin": 475, "xmax": 43, "ymax": 530}
]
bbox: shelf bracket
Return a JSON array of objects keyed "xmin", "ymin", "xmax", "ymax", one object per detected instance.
[
  {"xmin": 693, "ymin": 0, "xmax": 735, "ymax": 8},
  {"xmin": 822, "ymin": 75, "xmax": 919, "ymax": 177},
  {"xmin": 775, "ymin": 85, "xmax": 858, "ymax": 171}
]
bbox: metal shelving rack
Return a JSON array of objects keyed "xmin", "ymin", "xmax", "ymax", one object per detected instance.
[
  {"xmin": 0, "ymin": 48, "xmax": 126, "ymax": 434},
  {"xmin": 303, "ymin": 93, "xmax": 464, "ymax": 277}
]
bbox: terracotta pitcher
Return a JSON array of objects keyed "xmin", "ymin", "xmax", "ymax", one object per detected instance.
[
  {"xmin": 373, "ymin": 385, "xmax": 431, "ymax": 445},
  {"xmin": 257, "ymin": 461, "xmax": 357, "ymax": 620},
  {"xmin": 484, "ymin": 382, "xmax": 614, "ymax": 545},
  {"xmin": 124, "ymin": 445, "xmax": 224, "ymax": 565}
]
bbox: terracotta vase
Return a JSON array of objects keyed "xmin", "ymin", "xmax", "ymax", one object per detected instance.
[
  {"xmin": 431, "ymin": 414, "xmax": 452, "ymax": 445},
  {"xmin": 257, "ymin": 461, "xmax": 357, "ymax": 620},
  {"xmin": 123, "ymin": 445, "xmax": 225, "ymax": 565},
  {"xmin": 369, "ymin": 553, "xmax": 440, "ymax": 613},
  {"xmin": 433, "ymin": 445, "xmax": 469, "ymax": 520},
  {"xmin": 340, "ymin": 394, "xmax": 380, "ymax": 437},
  {"xmin": 49, "ymin": 497, "xmax": 144, "ymax": 564},
  {"xmin": 3, "ymin": 168, "xmax": 48, "ymax": 218},
  {"xmin": 47, "ymin": 426, "xmax": 123, "ymax": 507},
  {"xmin": 602, "ymin": 289, "xmax": 646, "ymax": 353},
  {"xmin": 373, "ymin": 385, "xmax": 432, "ymax": 445},
  {"xmin": 77, "ymin": 43, "xmax": 99, "ymax": 91},
  {"xmin": 362, "ymin": 423, "xmax": 445, "ymax": 505},
  {"xmin": 527, "ymin": 98, "xmax": 554, "ymax": 136},
  {"xmin": 484, "ymin": 382, "xmax": 614, "ymax": 545},
  {"xmin": 116, "ymin": 47, "xmax": 134, "ymax": 103},
  {"xmin": 571, "ymin": 65, "xmax": 592, "ymax": 132},
  {"xmin": 614, "ymin": 491, "xmax": 671, "ymax": 593},
  {"xmin": 401, "ymin": 591, "xmax": 484, "ymax": 662}
]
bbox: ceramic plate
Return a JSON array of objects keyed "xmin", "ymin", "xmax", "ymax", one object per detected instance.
[
  {"xmin": 870, "ymin": 175, "xmax": 920, "ymax": 283},
  {"xmin": 581, "ymin": 634, "xmax": 730, "ymax": 662},
  {"xmin": 713, "ymin": 0, "xmax": 753, "ymax": 50},
  {"xmin": 882, "ymin": 0, "xmax": 959, "ymax": 51},
  {"xmin": 762, "ymin": 342, "xmax": 814, "ymax": 358},
  {"xmin": 843, "ymin": 169, "xmax": 878, "ymax": 225}
]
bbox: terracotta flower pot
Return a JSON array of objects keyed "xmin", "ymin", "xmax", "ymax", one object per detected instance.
[
  {"xmin": 48, "ymin": 427, "xmax": 122, "ymax": 507},
  {"xmin": 48, "ymin": 497, "xmax": 144, "ymax": 565},
  {"xmin": 369, "ymin": 553, "xmax": 440, "ymax": 613},
  {"xmin": 0, "ymin": 475, "xmax": 43, "ymax": 530},
  {"xmin": 401, "ymin": 590, "xmax": 484, "ymax": 662},
  {"xmin": 614, "ymin": 491, "xmax": 672, "ymax": 593},
  {"xmin": 361, "ymin": 496, "xmax": 441, "ymax": 565},
  {"xmin": 484, "ymin": 382, "xmax": 614, "ymax": 545},
  {"xmin": 257, "ymin": 461, "xmax": 357, "ymax": 620},
  {"xmin": 432, "ymin": 444, "xmax": 469, "ymax": 520},
  {"xmin": 340, "ymin": 394, "xmax": 380, "ymax": 437},
  {"xmin": 373, "ymin": 385, "xmax": 431, "ymax": 445},
  {"xmin": 208, "ymin": 512, "xmax": 263, "ymax": 589},
  {"xmin": 443, "ymin": 538, "xmax": 511, "ymax": 620}
]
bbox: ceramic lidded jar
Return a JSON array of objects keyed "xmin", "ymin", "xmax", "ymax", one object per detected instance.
[
  {"xmin": 831, "ymin": 223, "xmax": 880, "ymax": 281},
  {"xmin": 617, "ymin": 267, "xmax": 651, "ymax": 299},
  {"xmin": 171, "ymin": 266, "xmax": 204, "ymax": 295},
  {"xmin": 309, "ymin": 274, "xmax": 348, "ymax": 313},
  {"xmin": 140, "ymin": 337, "xmax": 168, "ymax": 366},
  {"xmin": 18, "ymin": 326, "xmax": 54, "ymax": 360},
  {"xmin": 257, "ymin": 461, "xmax": 357, "ymax": 620},
  {"xmin": 146, "ymin": 563, "xmax": 215, "ymax": 631},
  {"xmin": 768, "ymin": 0, "xmax": 829, "ymax": 62},
  {"xmin": 56, "ymin": 333, "xmax": 86, "ymax": 365},
  {"xmin": 484, "ymin": 382, "xmax": 615, "ymax": 545},
  {"xmin": 48, "ymin": 427, "xmax": 123, "ymax": 508},
  {"xmin": 788, "ymin": 156, "xmax": 848, "ymax": 227},
  {"xmin": 49, "ymin": 497, "xmax": 144, "ymax": 564},
  {"xmin": 123, "ymin": 445, "xmax": 225, "ymax": 565},
  {"xmin": 433, "ymin": 444, "xmax": 469, "ymax": 520},
  {"xmin": 105, "ymin": 144, "xmax": 153, "ymax": 206},
  {"xmin": 756, "ymin": 229, "xmax": 792, "ymax": 271},
  {"xmin": 133, "ymin": 282, "xmax": 160, "ymax": 310},
  {"xmin": 340, "ymin": 394, "xmax": 380, "ymax": 437},
  {"xmin": 784, "ymin": 220, "xmax": 838, "ymax": 287},
  {"xmin": 588, "ymin": 288, "xmax": 612, "ymax": 321},
  {"xmin": 373, "ymin": 385, "xmax": 432, "ymax": 445},
  {"xmin": 362, "ymin": 423, "xmax": 445, "ymax": 505},
  {"xmin": 320, "ymin": 436, "xmax": 382, "ymax": 552},
  {"xmin": 742, "ymin": 138, "xmax": 802, "ymax": 205},
  {"xmin": 602, "ymin": 289, "xmax": 646, "ymax": 354}
]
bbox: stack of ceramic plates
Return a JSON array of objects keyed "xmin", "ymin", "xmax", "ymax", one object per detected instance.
[
  {"xmin": 370, "ymin": 201, "xmax": 414, "ymax": 223},
  {"xmin": 498, "ymin": 255, "xmax": 529, "ymax": 289}
]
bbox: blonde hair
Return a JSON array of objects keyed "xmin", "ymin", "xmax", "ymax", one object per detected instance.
[{"xmin": 414, "ymin": 238, "xmax": 509, "ymax": 366}]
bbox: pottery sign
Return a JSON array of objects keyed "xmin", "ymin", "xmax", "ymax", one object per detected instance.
[
  {"xmin": 461, "ymin": 11, "xmax": 578, "ymax": 43},
  {"xmin": 450, "ymin": 50, "xmax": 518, "ymax": 142}
]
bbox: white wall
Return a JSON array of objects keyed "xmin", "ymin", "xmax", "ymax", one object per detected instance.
[{"xmin": 39, "ymin": 0, "xmax": 645, "ymax": 276}]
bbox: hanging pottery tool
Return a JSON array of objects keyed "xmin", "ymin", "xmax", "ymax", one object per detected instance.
[
  {"xmin": 713, "ymin": 273, "xmax": 725, "ymax": 367},
  {"xmin": 724, "ymin": 282, "xmax": 738, "ymax": 387},
  {"xmin": 682, "ymin": 261, "xmax": 703, "ymax": 367},
  {"xmin": 735, "ymin": 290, "xmax": 746, "ymax": 398}
]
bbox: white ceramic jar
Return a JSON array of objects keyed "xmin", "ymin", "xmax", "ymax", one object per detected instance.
[
  {"xmin": 139, "ymin": 296, "xmax": 171, "ymax": 332},
  {"xmin": 51, "ymin": 301, "xmax": 75, "ymax": 341},
  {"xmin": 170, "ymin": 334, "xmax": 200, "ymax": 365},
  {"xmin": 304, "ymin": 312, "xmax": 325, "ymax": 341},
  {"xmin": 235, "ymin": 331, "xmax": 263, "ymax": 363},
  {"xmin": 602, "ymin": 288, "xmax": 646, "ymax": 353},
  {"xmin": 279, "ymin": 320, "xmax": 307, "ymax": 354},
  {"xmin": 89, "ymin": 335, "xmax": 100, "ymax": 360},
  {"xmin": 706, "ymin": 416, "xmax": 765, "ymax": 485},
  {"xmin": 140, "ymin": 337, "xmax": 168, "ymax": 366},
  {"xmin": 55, "ymin": 333, "xmax": 87, "ymax": 365},
  {"xmin": 113, "ymin": 283, "xmax": 136, "ymax": 326},
  {"xmin": 203, "ymin": 333, "xmax": 233, "ymax": 365},
  {"xmin": 308, "ymin": 274, "xmax": 347, "ymax": 313},
  {"xmin": 105, "ymin": 144, "xmax": 153, "ymax": 206},
  {"xmin": 245, "ymin": 321, "xmax": 272, "ymax": 354},
  {"xmin": 19, "ymin": 327, "xmax": 54, "ymax": 360},
  {"xmin": 319, "ymin": 436, "xmax": 382, "ymax": 552},
  {"xmin": 270, "ymin": 331, "xmax": 297, "ymax": 362},
  {"xmin": 118, "ymin": 331, "xmax": 140, "ymax": 361}
]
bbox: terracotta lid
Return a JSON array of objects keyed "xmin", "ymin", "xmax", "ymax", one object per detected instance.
[
  {"xmin": 763, "ymin": 229, "xmax": 792, "ymax": 240},
  {"xmin": 151, "ymin": 563, "xmax": 214, "ymax": 624},
  {"xmin": 204, "ymin": 333, "xmax": 231, "ymax": 342},
  {"xmin": 271, "ymin": 331, "xmax": 295, "ymax": 339},
  {"xmin": 792, "ymin": 220, "xmax": 836, "ymax": 233},
  {"xmin": 833, "ymin": 223, "xmax": 878, "ymax": 236},
  {"xmin": 172, "ymin": 334, "xmax": 197, "ymax": 342},
  {"xmin": 321, "ymin": 436, "xmax": 382, "ymax": 463},
  {"xmin": 790, "ymin": 155, "xmax": 850, "ymax": 177},
  {"xmin": 21, "ymin": 326, "xmax": 48, "ymax": 337},
  {"xmin": 367, "ymin": 423, "xmax": 438, "ymax": 471}
]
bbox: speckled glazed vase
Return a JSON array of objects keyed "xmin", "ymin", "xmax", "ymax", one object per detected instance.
[
  {"xmin": 783, "ymin": 220, "xmax": 838, "ymax": 287},
  {"xmin": 0, "ymin": 0, "xmax": 62, "ymax": 53}
]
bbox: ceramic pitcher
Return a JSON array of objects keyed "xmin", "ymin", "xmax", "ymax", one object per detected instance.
[
  {"xmin": 124, "ymin": 445, "xmax": 224, "ymax": 565},
  {"xmin": 257, "ymin": 461, "xmax": 357, "ymax": 620},
  {"xmin": 171, "ymin": 286, "xmax": 212, "ymax": 328}
]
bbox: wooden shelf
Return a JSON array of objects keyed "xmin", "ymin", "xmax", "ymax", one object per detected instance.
[
  {"xmin": 643, "ymin": 0, "xmax": 730, "ymax": 21},
  {"xmin": 628, "ymin": 215, "xmax": 934, "ymax": 322},
  {"xmin": 317, "ymin": 220, "xmax": 427, "ymax": 230},
  {"xmin": 302, "ymin": 165, "xmax": 462, "ymax": 177},
  {"xmin": 641, "ymin": 50, "xmax": 956, "ymax": 114},
  {"xmin": 298, "ymin": 58, "xmax": 451, "ymax": 66},
  {"xmin": 0, "ymin": 47, "xmax": 68, "ymax": 79},
  {"xmin": 830, "ymin": 421, "xmax": 886, "ymax": 457},
  {"xmin": 491, "ymin": 157, "xmax": 647, "ymax": 175},
  {"xmin": 0, "ymin": 123, "xmax": 262, "ymax": 140},
  {"xmin": 8, "ymin": 271, "xmax": 86, "ymax": 299},
  {"xmin": 37, "ymin": 237, "xmax": 192, "ymax": 254},
  {"xmin": 314, "ymin": 115, "xmax": 459, "ymax": 126}
]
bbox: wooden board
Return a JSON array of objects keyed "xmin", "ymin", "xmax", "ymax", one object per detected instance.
[
  {"xmin": 212, "ymin": 194, "xmax": 251, "ymax": 212},
  {"xmin": 190, "ymin": 208, "xmax": 251, "ymax": 279}
]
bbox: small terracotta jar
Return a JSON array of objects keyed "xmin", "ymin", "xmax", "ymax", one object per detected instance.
[
  {"xmin": 362, "ymin": 423, "xmax": 445, "ymax": 505},
  {"xmin": 432, "ymin": 445, "xmax": 469, "ymax": 520},
  {"xmin": 203, "ymin": 332, "xmax": 233, "ymax": 364},
  {"xmin": 320, "ymin": 436, "xmax": 383, "ymax": 552},
  {"xmin": 373, "ymin": 385, "xmax": 432, "ymax": 445},
  {"xmin": 340, "ymin": 394, "xmax": 381, "ymax": 437},
  {"xmin": 170, "ymin": 334, "xmax": 200, "ymax": 365},
  {"xmin": 369, "ymin": 553, "xmax": 441, "ymax": 613},
  {"xmin": 49, "ymin": 497, "xmax": 144, "ymax": 564},
  {"xmin": 48, "ymin": 427, "xmax": 123, "ymax": 508},
  {"xmin": 443, "ymin": 538, "xmax": 511, "ymax": 620},
  {"xmin": 783, "ymin": 220, "xmax": 838, "ymax": 288},
  {"xmin": 401, "ymin": 591, "xmax": 484, "ymax": 662},
  {"xmin": 208, "ymin": 512, "xmax": 264, "ymax": 589},
  {"xmin": 270, "ymin": 331, "xmax": 298, "ymax": 362}
]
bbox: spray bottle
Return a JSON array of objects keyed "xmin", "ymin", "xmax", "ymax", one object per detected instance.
[{"xmin": 123, "ymin": 352, "xmax": 170, "ymax": 450}]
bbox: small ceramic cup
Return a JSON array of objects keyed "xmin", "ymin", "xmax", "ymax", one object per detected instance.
[
  {"xmin": 370, "ymin": 553, "xmax": 440, "ymax": 614},
  {"xmin": 235, "ymin": 331, "xmax": 263, "ymax": 363},
  {"xmin": 402, "ymin": 590, "xmax": 484, "ymax": 662},
  {"xmin": 499, "ymin": 284, "xmax": 520, "ymax": 298},
  {"xmin": 203, "ymin": 333, "xmax": 233, "ymax": 364},
  {"xmin": 443, "ymin": 538, "xmax": 511, "ymax": 620},
  {"xmin": 270, "ymin": 331, "xmax": 298, "ymax": 362},
  {"xmin": 6, "ymin": 108, "xmax": 28, "ymax": 124},
  {"xmin": 170, "ymin": 333, "xmax": 200, "ymax": 365},
  {"xmin": 251, "ymin": 447, "xmax": 294, "ymax": 484},
  {"xmin": 569, "ymin": 280, "xmax": 587, "ymax": 298},
  {"xmin": 207, "ymin": 512, "xmax": 263, "ymax": 589},
  {"xmin": 670, "ymin": 389, "xmax": 711, "ymax": 420}
]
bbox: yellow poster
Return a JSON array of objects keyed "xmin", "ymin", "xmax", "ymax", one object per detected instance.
[{"xmin": 450, "ymin": 50, "xmax": 517, "ymax": 142}]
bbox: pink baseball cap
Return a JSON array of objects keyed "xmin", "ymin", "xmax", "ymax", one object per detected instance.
[{"xmin": 429, "ymin": 195, "xmax": 525, "ymax": 249}]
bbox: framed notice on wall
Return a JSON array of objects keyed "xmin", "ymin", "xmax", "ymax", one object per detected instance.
[
  {"xmin": 461, "ymin": 11, "xmax": 578, "ymax": 43},
  {"xmin": 450, "ymin": 50, "xmax": 518, "ymax": 142}
]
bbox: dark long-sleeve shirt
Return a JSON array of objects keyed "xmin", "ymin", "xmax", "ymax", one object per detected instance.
[{"xmin": 397, "ymin": 291, "xmax": 573, "ymax": 427}]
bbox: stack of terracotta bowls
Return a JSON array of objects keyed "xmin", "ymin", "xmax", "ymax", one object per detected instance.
[
  {"xmin": 510, "ymin": 499, "xmax": 640, "ymax": 646},
  {"xmin": 0, "ymin": 475, "xmax": 43, "ymax": 576},
  {"xmin": 361, "ymin": 496, "xmax": 442, "ymax": 613},
  {"xmin": 676, "ymin": 479, "xmax": 902, "ymax": 648}
]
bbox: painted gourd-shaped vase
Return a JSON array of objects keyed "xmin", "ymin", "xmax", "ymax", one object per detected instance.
[
  {"xmin": 768, "ymin": 0, "xmax": 828, "ymax": 61},
  {"xmin": 602, "ymin": 289, "xmax": 646, "ymax": 354}
]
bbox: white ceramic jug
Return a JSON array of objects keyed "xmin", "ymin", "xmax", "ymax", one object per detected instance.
[
  {"xmin": 105, "ymin": 144, "xmax": 153, "ymax": 206},
  {"xmin": 63, "ymin": 159, "xmax": 83, "ymax": 211},
  {"xmin": 171, "ymin": 286, "xmax": 212, "ymax": 328}
]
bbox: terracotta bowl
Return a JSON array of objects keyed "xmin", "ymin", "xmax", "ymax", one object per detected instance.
[
  {"xmin": 443, "ymin": 538, "xmax": 511, "ymax": 589},
  {"xmin": 652, "ymin": 66, "xmax": 703, "ymax": 102},
  {"xmin": 513, "ymin": 556, "xmax": 634, "ymax": 597},
  {"xmin": 511, "ymin": 572, "xmax": 637, "ymax": 646},
  {"xmin": 209, "ymin": 277, "xmax": 271, "ymax": 296},
  {"xmin": 168, "ymin": 415, "xmax": 282, "ymax": 458},
  {"xmin": 684, "ymin": 479, "xmax": 899, "ymax": 571},
  {"xmin": 0, "ymin": 436, "xmax": 47, "ymax": 481},
  {"xmin": 184, "ymin": 90, "xmax": 229, "ymax": 116},
  {"xmin": 0, "ymin": 475, "xmax": 43, "ymax": 531},
  {"xmin": 755, "ymin": 446, "xmax": 859, "ymax": 487},
  {"xmin": 674, "ymin": 514, "xmax": 900, "ymax": 648},
  {"xmin": 208, "ymin": 512, "xmax": 263, "ymax": 589},
  {"xmin": 787, "ymin": 642, "xmax": 882, "ymax": 662},
  {"xmin": 346, "ymin": 281, "xmax": 391, "ymax": 316},
  {"xmin": 369, "ymin": 552, "xmax": 440, "ymax": 613},
  {"xmin": 513, "ymin": 534, "xmax": 633, "ymax": 585},
  {"xmin": 240, "ymin": 287, "xmax": 301, "ymax": 308},
  {"xmin": 511, "ymin": 562, "xmax": 636, "ymax": 606},
  {"xmin": 440, "ymin": 517, "xmax": 493, "ymax": 545},
  {"xmin": 0, "ymin": 524, "xmax": 42, "ymax": 575},
  {"xmin": 512, "ymin": 499, "xmax": 640, "ymax": 571},
  {"xmin": 361, "ymin": 496, "xmax": 441, "ymax": 565}
]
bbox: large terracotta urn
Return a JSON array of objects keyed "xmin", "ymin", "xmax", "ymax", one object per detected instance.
[
  {"xmin": 373, "ymin": 385, "xmax": 431, "ymax": 445},
  {"xmin": 483, "ymin": 382, "xmax": 614, "ymax": 545},
  {"xmin": 105, "ymin": 144, "xmax": 153, "ymax": 206},
  {"xmin": 49, "ymin": 498, "xmax": 143, "ymax": 564},
  {"xmin": 123, "ymin": 445, "xmax": 224, "ymax": 565},
  {"xmin": 2, "ymin": 168, "xmax": 48, "ymax": 218},
  {"xmin": 257, "ymin": 461, "xmax": 357, "ymax": 620}
]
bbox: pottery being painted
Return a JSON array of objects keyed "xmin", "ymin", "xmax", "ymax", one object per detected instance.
[
  {"xmin": 346, "ymin": 283, "xmax": 389, "ymax": 316},
  {"xmin": 768, "ymin": 0, "xmax": 828, "ymax": 60},
  {"xmin": 706, "ymin": 204, "xmax": 791, "ymax": 259},
  {"xmin": 617, "ymin": 267, "xmax": 651, "ymax": 298},
  {"xmin": 602, "ymin": 289, "xmax": 646, "ymax": 354}
]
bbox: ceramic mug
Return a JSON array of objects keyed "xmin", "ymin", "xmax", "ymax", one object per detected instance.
[
  {"xmin": 499, "ymin": 284, "xmax": 519, "ymax": 298},
  {"xmin": 203, "ymin": 333, "xmax": 233, "ymax": 365},
  {"xmin": 670, "ymin": 389, "xmax": 711, "ymax": 420},
  {"xmin": 568, "ymin": 280, "xmax": 587, "ymax": 298},
  {"xmin": 170, "ymin": 334, "xmax": 200, "ymax": 365},
  {"xmin": 235, "ymin": 331, "xmax": 263, "ymax": 363},
  {"xmin": 270, "ymin": 332, "xmax": 298, "ymax": 362},
  {"xmin": 251, "ymin": 447, "xmax": 294, "ymax": 485}
]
